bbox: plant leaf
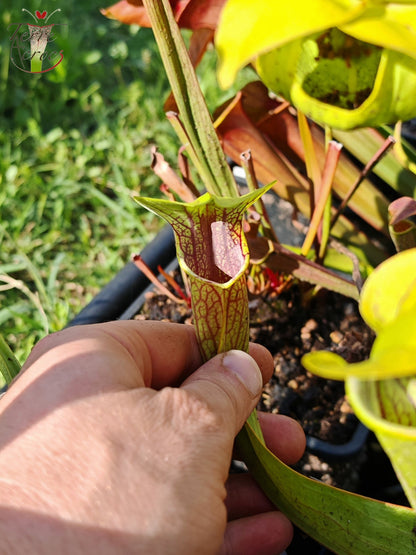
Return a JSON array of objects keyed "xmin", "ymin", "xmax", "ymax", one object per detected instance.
[
  {"xmin": 238, "ymin": 416, "xmax": 416, "ymax": 554},
  {"xmin": 215, "ymin": 91, "xmax": 312, "ymax": 213},
  {"xmin": 101, "ymin": 0, "xmax": 225, "ymax": 29},
  {"xmin": 101, "ymin": 0, "xmax": 150, "ymax": 26},
  {"xmin": 334, "ymin": 127, "xmax": 416, "ymax": 200},
  {"xmin": 142, "ymin": 0, "xmax": 238, "ymax": 197},
  {"xmin": 214, "ymin": 84, "xmax": 389, "ymax": 265},
  {"xmin": 135, "ymin": 189, "xmax": 270, "ymax": 278},
  {"xmin": 256, "ymin": 37, "xmax": 416, "ymax": 130},
  {"xmin": 189, "ymin": 271, "xmax": 249, "ymax": 359},
  {"xmin": 301, "ymin": 141, "xmax": 343, "ymax": 255},
  {"xmin": 215, "ymin": 0, "xmax": 366, "ymax": 88},
  {"xmin": 301, "ymin": 350, "xmax": 350, "ymax": 380},
  {"xmin": 373, "ymin": 378, "xmax": 416, "ymax": 428},
  {"xmin": 303, "ymin": 312, "xmax": 416, "ymax": 381},
  {"xmin": 258, "ymin": 241, "xmax": 361, "ymax": 299},
  {"xmin": 346, "ymin": 375, "xmax": 416, "ymax": 508},
  {"xmin": 359, "ymin": 248, "xmax": 416, "ymax": 333},
  {"xmin": 150, "ymin": 146, "xmax": 197, "ymax": 202},
  {"xmin": 341, "ymin": 3, "xmax": 416, "ymax": 60},
  {"xmin": 169, "ymin": 0, "xmax": 226, "ymax": 30},
  {"xmin": 369, "ymin": 312, "xmax": 416, "ymax": 373},
  {"xmin": 389, "ymin": 197, "xmax": 416, "ymax": 225},
  {"xmin": 303, "ymin": 249, "xmax": 416, "ymax": 511},
  {"xmin": 377, "ymin": 429, "xmax": 416, "ymax": 509}
]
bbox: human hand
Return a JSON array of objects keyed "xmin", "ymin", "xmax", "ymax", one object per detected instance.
[{"xmin": 0, "ymin": 321, "xmax": 305, "ymax": 554}]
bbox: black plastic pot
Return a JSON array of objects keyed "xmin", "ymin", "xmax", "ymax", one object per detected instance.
[{"xmin": 68, "ymin": 225, "xmax": 175, "ymax": 327}]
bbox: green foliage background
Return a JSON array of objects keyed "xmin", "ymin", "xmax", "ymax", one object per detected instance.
[
  {"xmin": 0, "ymin": 0, "xmax": 252, "ymax": 364},
  {"xmin": 0, "ymin": 1, "xmax": 189, "ymax": 363}
]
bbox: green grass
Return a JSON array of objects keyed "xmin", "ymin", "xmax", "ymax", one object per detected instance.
[
  {"xmin": 0, "ymin": 0, "xmax": 251, "ymax": 364},
  {"xmin": 0, "ymin": 0, "xmax": 182, "ymax": 362}
]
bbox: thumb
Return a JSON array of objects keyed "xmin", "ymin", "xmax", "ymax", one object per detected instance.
[{"xmin": 181, "ymin": 350, "xmax": 264, "ymax": 438}]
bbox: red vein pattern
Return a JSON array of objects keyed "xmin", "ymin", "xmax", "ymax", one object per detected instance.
[
  {"xmin": 190, "ymin": 272, "xmax": 249, "ymax": 361},
  {"xmin": 135, "ymin": 189, "xmax": 270, "ymax": 361},
  {"xmin": 376, "ymin": 378, "xmax": 416, "ymax": 427}
]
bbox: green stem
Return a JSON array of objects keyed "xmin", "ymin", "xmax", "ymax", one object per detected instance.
[
  {"xmin": 166, "ymin": 112, "xmax": 213, "ymax": 192},
  {"xmin": 318, "ymin": 126, "xmax": 334, "ymax": 260},
  {"xmin": 297, "ymin": 110, "xmax": 320, "ymax": 217},
  {"xmin": 331, "ymin": 135, "xmax": 395, "ymax": 230},
  {"xmin": 240, "ymin": 150, "xmax": 278, "ymax": 242},
  {"xmin": 301, "ymin": 141, "xmax": 342, "ymax": 256},
  {"xmin": 142, "ymin": 0, "xmax": 237, "ymax": 198},
  {"xmin": 318, "ymin": 191, "xmax": 333, "ymax": 261}
]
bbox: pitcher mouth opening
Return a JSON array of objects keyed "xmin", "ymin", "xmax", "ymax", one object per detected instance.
[
  {"xmin": 347, "ymin": 377, "xmax": 416, "ymax": 440},
  {"xmin": 300, "ymin": 29, "xmax": 382, "ymax": 110}
]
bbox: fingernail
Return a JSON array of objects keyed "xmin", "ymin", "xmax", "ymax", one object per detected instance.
[{"xmin": 222, "ymin": 350, "xmax": 263, "ymax": 397}]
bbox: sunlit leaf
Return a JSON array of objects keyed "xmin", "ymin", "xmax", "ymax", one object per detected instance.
[
  {"xmin": 333, "ymin": 127, "xmax": 416, "ymax": 200},
  {"xmin": 0, "ymin": 335, "xmax": 21, "ymax": 385},
  {"xmin": 301, "ymin": 350, "xmax": 349, "ymax": 380},
  {"xmin": 135, "ymin": 190, "xmax": 269, "ymax": 278},
  {"xmin": 216, "ymin": 1, "xmax": 416, "ymax": 128},
  {"xmin": 347, "ymin": 376, "xmax": 416, "ymax": 508},
  {"xmin": 303, "ymin": 248, "xmax": 416, "ymax": 509},
  {"xmin": 359, "ymin": 248, "xmax": 416, "ymax": 332},
  {"xmin": 215, "ymin": 0, "xmax": 367, "ymax": 88},
  {"xmin": 256, "ymin": 37, "xmax": 416, "ymax": 130},
  {"xmin": 101, "ymin": 0, "xmax": 149, "ymax": 26},
  {"xmin": 377, "ymin": 431, "xmax": 416, "ymax": 509},
  {"xmin": 346, "ymin": 378, "xmax": 416, "ymax": 440},
  {"xmin": 370, "ymin": 312, "xmax": 416, "ymax": 368},
  {"xmin": 239, "ymin": 413, "xmax": 416, "ymax": 551},
  {"xmin": 341, "ymin": 3, "xmax": 416, "ymax": 60},
  {"xmin": 214, "ymin": 84, "xmax": 390, "ymax": 265},
  {"xmin": 303, "ymin": 279, "xmax": 416, "ymax": 381}
]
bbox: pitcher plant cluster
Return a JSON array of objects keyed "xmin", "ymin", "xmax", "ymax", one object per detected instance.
[
  {"xmin": 100, "ymin": 0, "xmax": 416, "ymax": 553},
  {"xmin": 1, "ymin": 1, "xmax": 414, "ymax": 554}
]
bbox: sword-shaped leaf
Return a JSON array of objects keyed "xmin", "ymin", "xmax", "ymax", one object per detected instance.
[{"xmin": 239, "ymin": 413, "xmax": 416, "ymax": 555}]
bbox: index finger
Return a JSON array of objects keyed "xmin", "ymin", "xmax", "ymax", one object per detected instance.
[
  {"xmin": 126, "ymin": 321, "xmax": 274, "ymax": 388},
  {"xmin": 19, "ymin": 320, "xmax": 273, "ymax": 391},
  {"xmin": 18, "ymin": 320, "xmax": 202, "ymax": 391}
]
